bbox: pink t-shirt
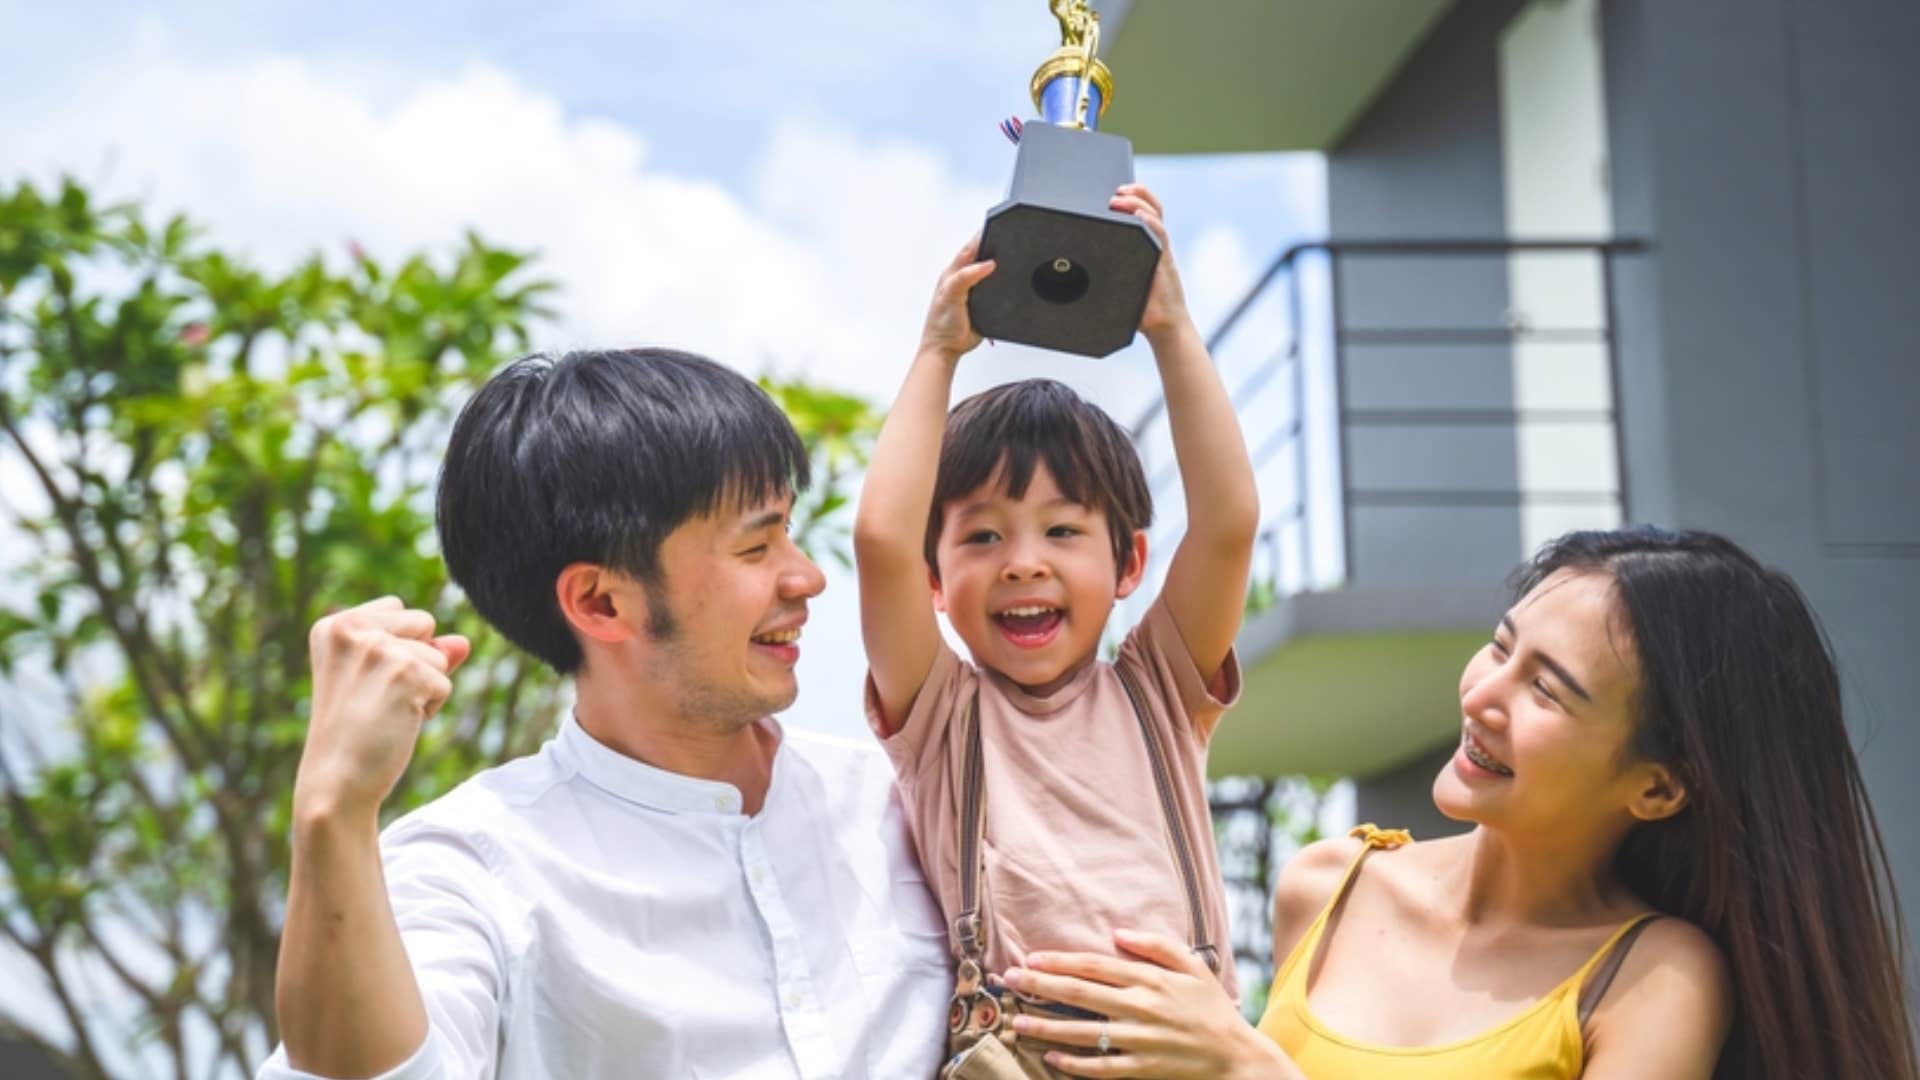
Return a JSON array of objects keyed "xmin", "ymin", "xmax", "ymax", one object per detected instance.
[{"xmin": 865, "ymin": 596, "xmax": 1242, "ymax": 1001}]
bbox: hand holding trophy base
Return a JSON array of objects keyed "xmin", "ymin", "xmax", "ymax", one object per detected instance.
[{"xmin": 967, "ymin": 0, "xmax": 1159, "ymax": 359}]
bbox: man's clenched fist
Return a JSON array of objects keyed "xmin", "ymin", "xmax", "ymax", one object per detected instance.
[{"xmin": 293, "ymin": 597, "xmax": 472, "ymax": 820}]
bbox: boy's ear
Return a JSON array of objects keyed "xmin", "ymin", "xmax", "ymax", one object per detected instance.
[
  {"xmin": 1114, "ymin": 530, "xmax": 1149, "ymax": 600},
  {"xmin": 928, "ymin": 566, "xmax": 948, "ymax": 615},
  {"xmin": 1626, "ymin": 762, "xmax": 1689, "ymax": 823},
  {"xmin": 555, "ymin": 563, "xmax": 638, "ymax": 645}
]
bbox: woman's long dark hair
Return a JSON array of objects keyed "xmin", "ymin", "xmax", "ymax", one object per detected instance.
[{"xmin": 1515, "ymin": 527, "xmax": 1915, "ymax": 1080}]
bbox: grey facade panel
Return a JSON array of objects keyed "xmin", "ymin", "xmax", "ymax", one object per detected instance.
[
  {"xmin": 1347, "ymin": 424, "xmax": 1521, "ymax": 494},
  {"xmin": 1344, "ymin": 343, "xmax": 1518, "ymax": 413},
  {"xmin": 1336, "ymin": 256, "xmax": 1512, "ymax": 332},
  {"xmin": 1788, "ymin": 0, "xmax": 1920, "ymax": 546},
  {"xmin": 1348, "ymin": 505, "xmax": 1523, "ymax": 587}
]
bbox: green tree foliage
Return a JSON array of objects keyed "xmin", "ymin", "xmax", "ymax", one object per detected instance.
[{"xmin": 0, "ymin": 177, "xmax": 878, "ymax": 1077}]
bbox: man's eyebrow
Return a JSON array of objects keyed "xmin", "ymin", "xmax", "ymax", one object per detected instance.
[
  {"xmin": 735, "ymin": 508, "xmax": 788, "ymax": 537},
  {"xmin": 1502, "ymin": 615, "xmax": 1593, "ymax": 703}
]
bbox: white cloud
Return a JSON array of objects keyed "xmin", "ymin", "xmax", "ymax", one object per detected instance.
[{"xmin": 1, "ymin": 25, "xmax": 998, "ymax": 408}]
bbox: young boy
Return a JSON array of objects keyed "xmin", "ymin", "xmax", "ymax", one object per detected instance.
[{"xmin": 854, "ymin": 185, "xmax": 1260, "ymax": 1069}]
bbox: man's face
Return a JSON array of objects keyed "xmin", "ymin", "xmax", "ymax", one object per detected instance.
[{"xmin": 637, "ymin": 491, "xmax": 826, "ymax": 730}]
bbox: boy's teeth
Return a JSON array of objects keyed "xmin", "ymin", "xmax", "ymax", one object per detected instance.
[
  {"xmin": 753, "ymin": 629, "xmax": 800, "ymax": 644},
  {"xmin": 999, "ymin": 605, "xmax": 1057, "ymax": 617}
]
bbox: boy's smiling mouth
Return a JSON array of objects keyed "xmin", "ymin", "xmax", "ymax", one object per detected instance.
[{"xmin": 993, "ymin": 603, "xmax": 1064, "ymax": 647}]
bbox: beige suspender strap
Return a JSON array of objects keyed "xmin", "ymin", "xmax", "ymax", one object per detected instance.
[
  {"xmin": 1115, "ymin": 665, "xmax": 1221, "ymax": 973},
  {"xmin": 952, "ymin": 692, "xmax": 987, "ymax": 972}
]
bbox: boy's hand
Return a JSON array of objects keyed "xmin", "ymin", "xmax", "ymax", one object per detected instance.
[
  {"xmin": 1111, "ymin": 184, "xmax": 1192, "ymax": 340},
  {"xmin": 919, "ymin": 235, "xmax": 996, "ymax": 359}
]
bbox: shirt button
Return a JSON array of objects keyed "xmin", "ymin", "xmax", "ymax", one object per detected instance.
[{"xmin": 713, "ymin": 796, "xmax": 729, "ymax": 811}]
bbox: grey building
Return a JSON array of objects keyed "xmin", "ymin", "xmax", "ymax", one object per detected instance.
[{"xmin": 1104, "ymin": 0, "xmax": 1920, "ymax": 997}]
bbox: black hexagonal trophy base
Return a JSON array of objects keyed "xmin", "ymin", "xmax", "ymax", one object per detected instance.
[{"xmin": 969, "ymin": 121, "xmax": 1161, "ymax": 358}]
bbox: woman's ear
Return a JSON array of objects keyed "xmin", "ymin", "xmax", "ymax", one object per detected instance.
[
  {"xmin": 1627, "ymin": 762, "xmax": 1689, "ymax": 823},
  {"xmin": 1114, "ymin": 530, "xmax": 1149, "ymax": 600},
  {"xmin": 555, "ymin": 563, "xmax": 637, "ymax": 645}
]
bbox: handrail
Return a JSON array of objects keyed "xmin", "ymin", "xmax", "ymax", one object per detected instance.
[
  {"xmin": 1127, "ymin": 235, "xmax": 1648, "ymax": 603},
  {"xmin": 1130, "ymin": 237, "xmax": 1647, "ymax": 437}
]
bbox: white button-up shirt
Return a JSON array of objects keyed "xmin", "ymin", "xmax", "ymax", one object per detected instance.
[{"xmin": 259, "ymin": 715, "xmax": 951, "ymax": 1079}]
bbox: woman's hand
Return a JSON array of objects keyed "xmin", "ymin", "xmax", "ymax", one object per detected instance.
[{"xmin": 1002, "ymin": 928, "xmax": 1304, "ymax": 1079}]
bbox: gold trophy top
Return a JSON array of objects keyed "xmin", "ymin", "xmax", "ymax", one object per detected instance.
[{"xmin": 1029, "ymin": 0, "xmax": 1114, "ymax": 127}]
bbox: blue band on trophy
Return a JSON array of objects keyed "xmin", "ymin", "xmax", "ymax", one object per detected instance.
[{"xmin": 1038, "ymin": 75, "xmax": 1104, "ymax": 130}]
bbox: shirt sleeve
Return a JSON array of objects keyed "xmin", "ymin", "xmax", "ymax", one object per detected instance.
[
  {"xmin": 1118, "ymin": 594, "xmax": 1244, "ymax": 744},
  {"xmin": 864, "ymin": 638, "xmax": 970, "ymax": 787},
  {"xmin": 256, "ymin": 819, "xmax": 507, "ymax": 1080}
]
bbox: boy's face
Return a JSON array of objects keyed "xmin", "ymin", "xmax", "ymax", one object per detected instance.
[{"xmin": 931, "ymin": 461, "xmax": 1145, "ymax": 695}]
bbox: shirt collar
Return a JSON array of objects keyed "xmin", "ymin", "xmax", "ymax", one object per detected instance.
[
  {"xmin": 556, "ymin": 710, "xmax": 785, "ymax": 816},
  {"xmin": 981, "ymin": 654, "xmax": 1101, "ymax": 716}
]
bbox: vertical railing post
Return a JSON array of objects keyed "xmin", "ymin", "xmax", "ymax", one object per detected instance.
[
  {"xmin": 1292, "ymin": 311, "xmax": 1311, "ymax": 592},
  {"xmin": 1328, "ymin": 248, "xmax": 1354, "ymax": 585},
  {"xmin": 1600, "ymin": 246, "xmax": 1630, "ymax": 522}
]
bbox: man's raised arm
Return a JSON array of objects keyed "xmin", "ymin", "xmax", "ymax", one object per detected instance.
[{"xmin": 275, "ymin": 598, "xmax": 470, "ymax": 1076}]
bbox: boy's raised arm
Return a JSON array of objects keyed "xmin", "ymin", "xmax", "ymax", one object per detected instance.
[
  {"xmin": 1115, "ymin": 185, "xmax": 1260, "ymax": 683},
  {"xmin": 854, "ymin": 239, "xmax": 996, "ymax": 733}
]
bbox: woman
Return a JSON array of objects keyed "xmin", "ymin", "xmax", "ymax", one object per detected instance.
[{"xmin": 994, "ymin": 528, "xmax": 1916, "ymax": 1079}]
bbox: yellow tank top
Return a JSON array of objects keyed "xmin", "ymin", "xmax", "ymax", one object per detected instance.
[{"xmin": 1255, "ymin": 825, "xmax": 1658, "ymax": 1079}]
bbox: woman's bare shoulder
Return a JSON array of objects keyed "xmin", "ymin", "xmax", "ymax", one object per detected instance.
[
  {"xmin": 1270, "ymin": 835, "xmax": 1368, "ymax": 957},
  {"xmin": 1585, "ymin": 917, "xmax": 1732, "ymax": 1073},
  {"xmin": 1602, "ymin": 917, "xmax": 1729, "ymax": 1009}
]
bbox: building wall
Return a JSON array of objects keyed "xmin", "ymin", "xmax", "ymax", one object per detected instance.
[
  {"xmin": 1602, "ymin": 0, "xmax": 1920, "ymax": 1010},
  {"xmin": 1325, "ymin": 0, "xmax": 1530, "ymax": 591}
]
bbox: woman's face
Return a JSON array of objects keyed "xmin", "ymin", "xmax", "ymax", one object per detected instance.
[{"xmin": 1433, "ymin": 568, "xmax": 1657, "ymax": 835}]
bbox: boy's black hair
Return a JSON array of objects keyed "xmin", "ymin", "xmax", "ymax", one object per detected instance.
[
  {"xmin": 922, "ymin": 378, "xmax": 1151, "ymax": 577},
  {"xmin": 436, "ymin": 348, "xmax": 810, "ymax": 674}
]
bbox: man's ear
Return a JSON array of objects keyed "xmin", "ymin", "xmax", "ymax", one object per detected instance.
[
  {"xmin": 1626, "ymin": 762, "xmax": 1689, "ymax": 823},
  {"xmin": 1114, "ymin": 530, "xmax": 1149, "ymax": 600},
  {"xmin": 555, "ymin": 563, "xmax": 637, "ymax": 645},
  {"xmin": 928, "ymin": 566, "xmax": 948, "ymax": 615}
]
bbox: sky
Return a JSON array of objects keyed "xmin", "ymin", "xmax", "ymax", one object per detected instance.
[{"xmin": 0, "ymin": 0, "xmax": 1326, "ymax": 748}]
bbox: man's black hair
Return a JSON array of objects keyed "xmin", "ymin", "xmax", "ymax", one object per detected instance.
[{"xmin": 436, "ymin": 348, "xmax": 810, "ymax": 673}]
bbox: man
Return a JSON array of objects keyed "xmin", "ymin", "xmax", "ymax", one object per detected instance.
[{"xmin": 261, "ymin": 349, "xmax": 950, "ymax": 1079}]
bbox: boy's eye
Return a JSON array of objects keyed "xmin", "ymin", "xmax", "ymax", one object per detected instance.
[
  {"xmin": 740, "ymin": 544, "xmax": 769, "ymax": 557},
  {"xmin": 1047, "ymin": 525, "xmax": 1081, "ymax": 538},
  {"xmin": 1488, "ymin": 637, "xmax": 1510, "ymax": 659},
  {"xmin": 1532, "ymin": 679, "xmax": 1562, "ymax": 707},
  {"xmin": 964, "ymin": 530, "xmax": 999, "ymax": 544}
]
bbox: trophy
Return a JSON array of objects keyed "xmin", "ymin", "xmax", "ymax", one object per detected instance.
[{"xmin": 968, "ymin": 0, "xmax": 1159, "ymax": 358}]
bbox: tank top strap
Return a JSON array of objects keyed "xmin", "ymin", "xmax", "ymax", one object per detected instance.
[
  {"xmin": 1348, "ymin": 823, "xmax": 1414, "ymax": 851},
  {"xmin": 1325, "ymin": 825, "xmax": 1412, "ymax": 916},
  {"xmin": 1572, "ymin": 912, "xmax": 1663, "ymax": 1026},
  {"xmin": 1329, "ymin": 824, "xmax": 1412, "ymax": 898},
  {"xmin": 1273, "ymin": 825, "xmax": 1414, "ymax": 992}
]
